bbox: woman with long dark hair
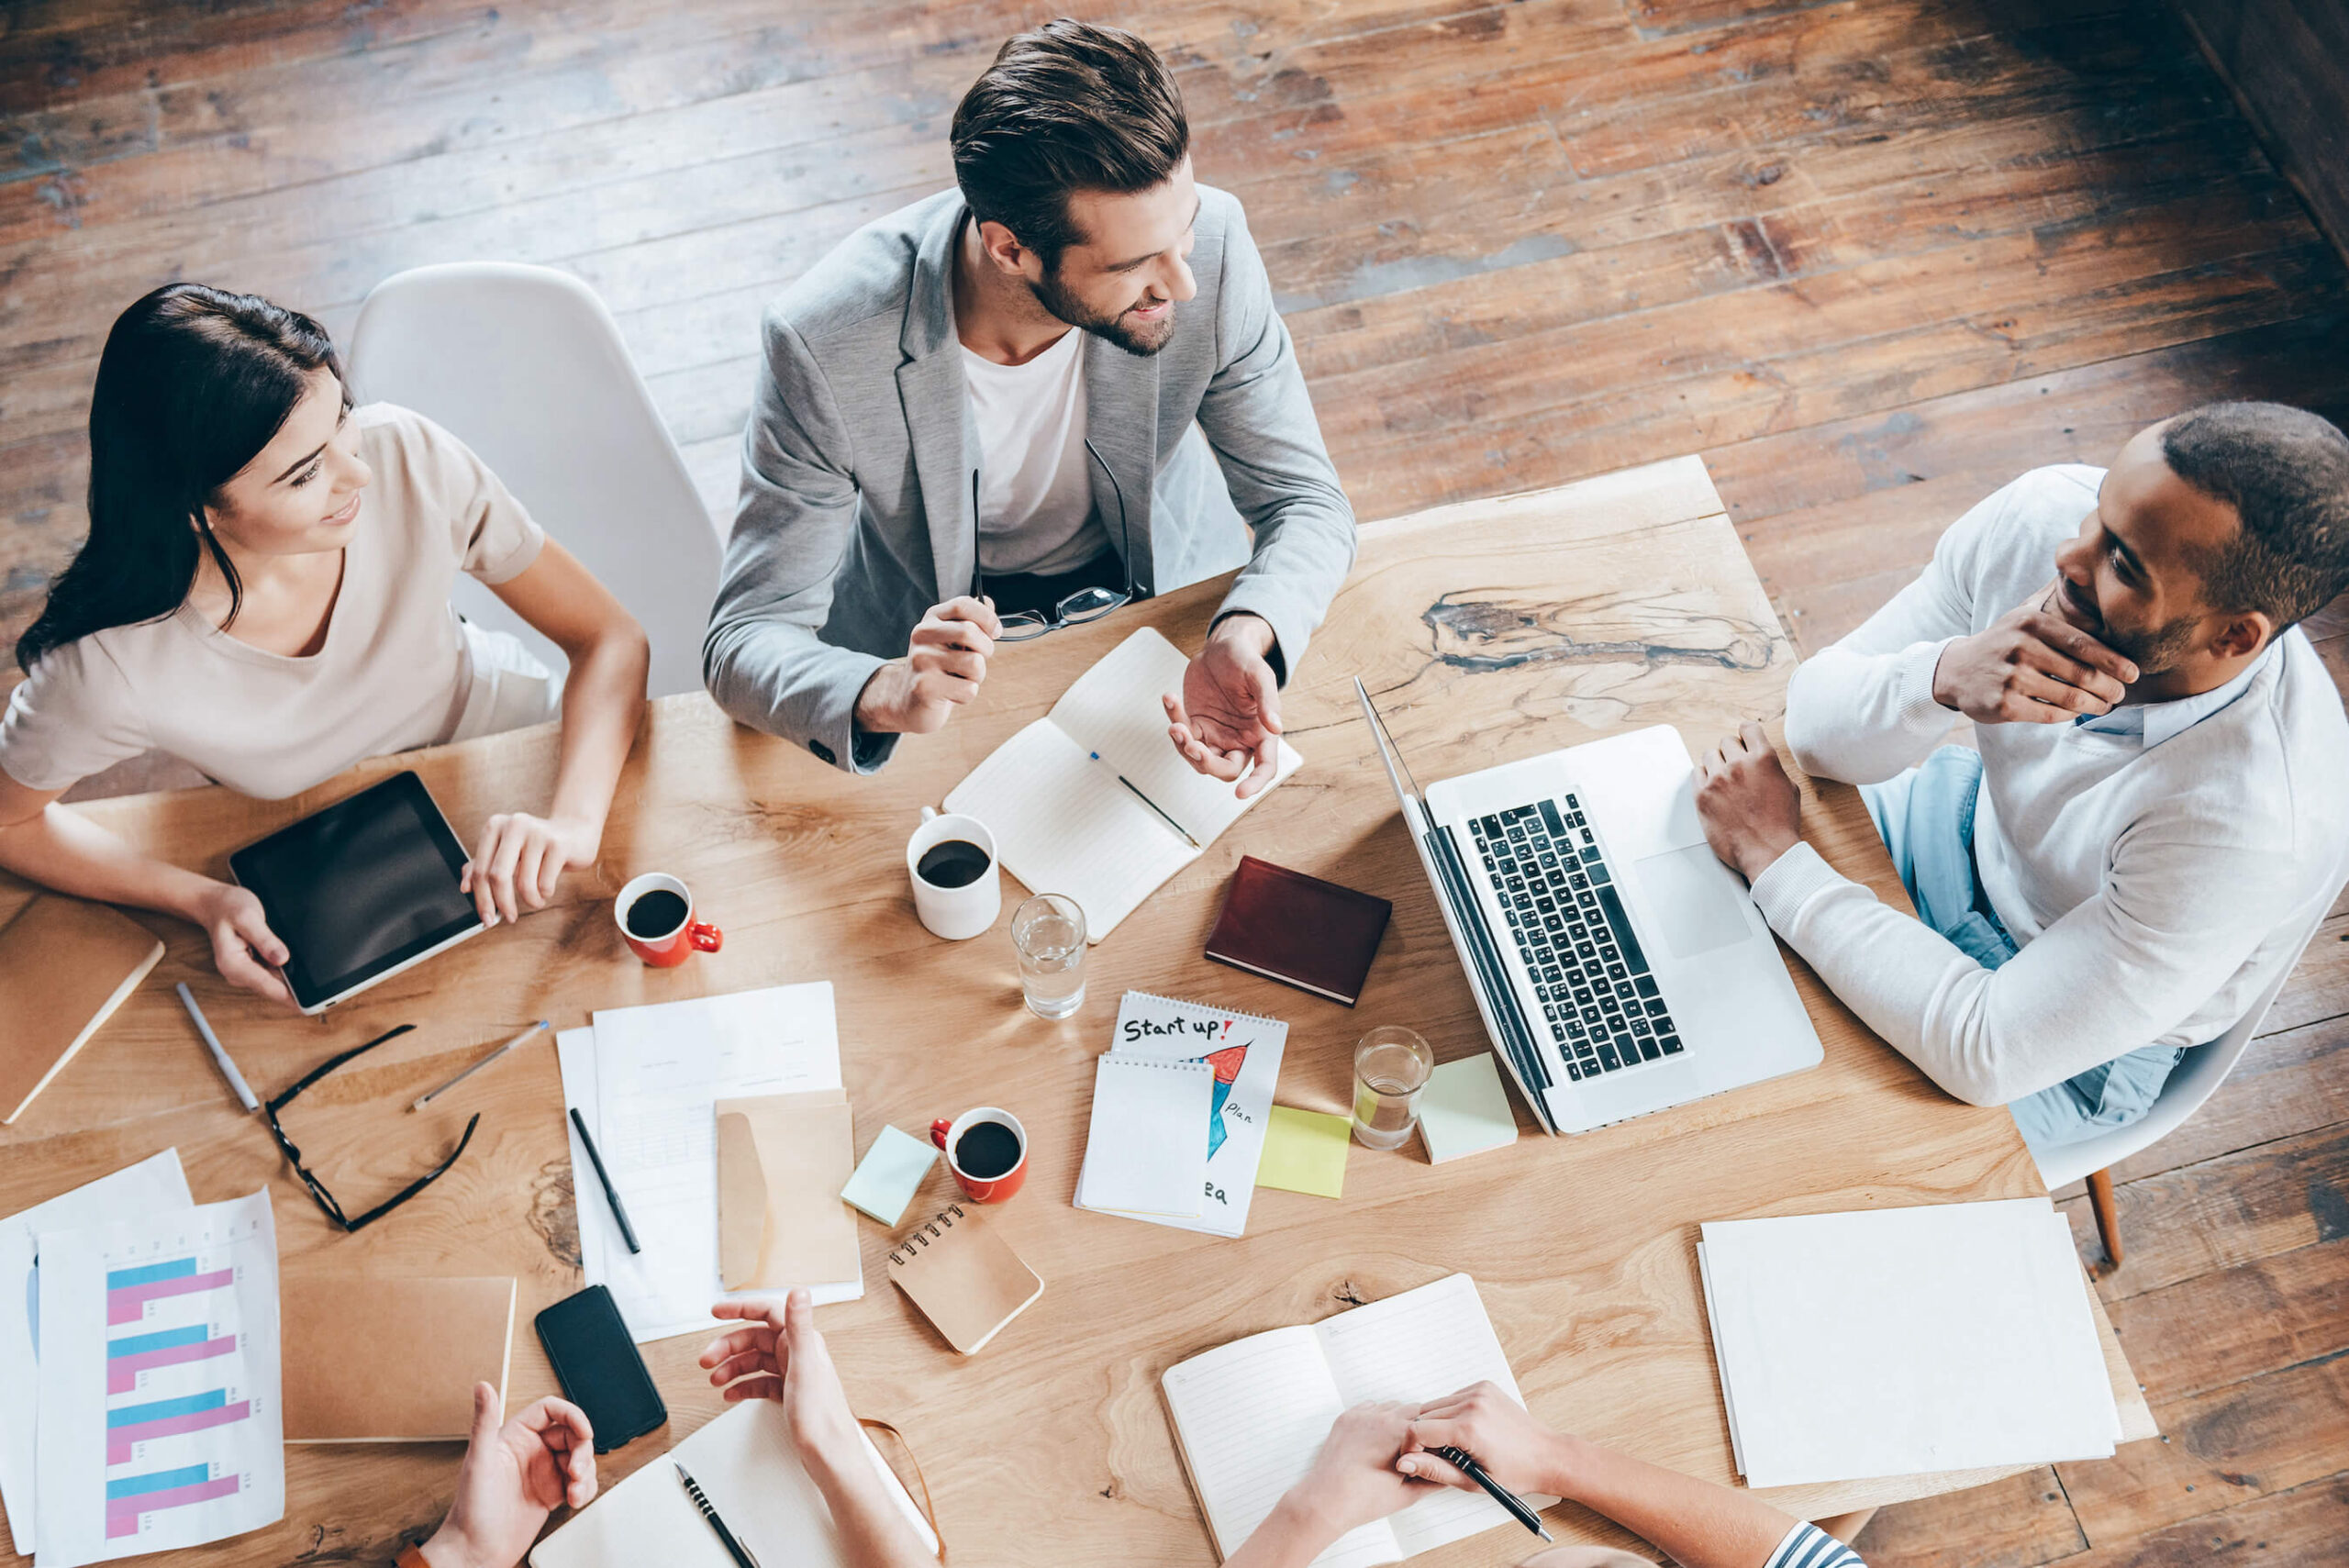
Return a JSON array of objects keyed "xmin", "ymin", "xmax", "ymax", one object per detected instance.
[{"xmin": 0, "ymin": 284, "xmax": 649, "ymax": 1006}]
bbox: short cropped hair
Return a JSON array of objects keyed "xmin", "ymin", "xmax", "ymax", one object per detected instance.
[
  {"xmin": 951, "ymin": 18, "xmax": 1189, "ymax": 268},
  {"xmin": 2163, "ymin": 401, "xmax": 2349, "ymax": 631}
]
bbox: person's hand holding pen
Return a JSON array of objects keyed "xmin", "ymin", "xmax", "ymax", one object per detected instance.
[{"xmin": 1396, "ymin": 1381, "xmax": 1566, "ymax": 1498}]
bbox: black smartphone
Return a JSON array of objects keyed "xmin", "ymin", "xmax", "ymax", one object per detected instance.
[{"xmin": 535, "ymin": 1284, "xmax": 668, "ymax": 1452}]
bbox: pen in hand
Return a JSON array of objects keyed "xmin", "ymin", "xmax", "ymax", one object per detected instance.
[{"xmin": 1431, "ymin": 1445, "xmax": 1552, "ymax": 1541}]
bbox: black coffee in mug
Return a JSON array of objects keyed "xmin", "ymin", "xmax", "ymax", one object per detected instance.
[
  {"xmin": 917, "ymin": 839, "xmax": 992, "ymax": 889},
  {"xmin": 625, "ymin": 888, "xmax": 689, "ymax": 939},
  {"xmin": 953, "ymin": 1120, "xmax": 1022, "ymax": 1180}
]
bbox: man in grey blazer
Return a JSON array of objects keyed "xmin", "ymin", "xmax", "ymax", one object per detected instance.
[{"xmin": 704, "ymin": 20, "xmax": 1356, "ymax": 792}]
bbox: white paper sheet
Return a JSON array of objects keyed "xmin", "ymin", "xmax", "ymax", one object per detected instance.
[
  {"xmin": 563, "ymin": 985, "xmax": 855, "ymax": 1344},
  {"xmin": 0, "ymin": 1150, "xmax": 193, "ymax": 1548},
  {"xmin": 1074, "ymin": 1056, "xmax": 1211, "ymax": 1218},
  {"xmin": 1698, "ymin": 1197, "xmax": 2120, "ymax": 1486},
  {"xmin": 34, "ymin": 1189, "xmax": 282, "ymax": 1566}
]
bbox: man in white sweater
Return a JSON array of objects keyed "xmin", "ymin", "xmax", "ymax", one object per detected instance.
[{"xmin": 1691, "ymin": 402, "xmax": 2349, "ymax": 1148}]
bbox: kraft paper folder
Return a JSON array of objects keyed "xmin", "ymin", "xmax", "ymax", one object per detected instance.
[
  {"xmin": 282, "ymin": 1276, "xmax": 517, "ymax": 1441},
  {"xmin": 716, "ymin": 1089, "xmax": 862, "ymax": 1292},
  {"xmin": 0, "ymin": 895, "xmax": 165, "ymax": 1125}
]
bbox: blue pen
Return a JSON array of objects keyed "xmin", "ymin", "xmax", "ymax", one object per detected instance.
[{"xmin": 1090, "ymin": 751, "xmax": 1199, "ymax": 848}]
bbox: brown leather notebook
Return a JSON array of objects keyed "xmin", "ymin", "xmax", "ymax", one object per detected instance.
[
  {"xmin": 0, "ymin": 894, "xmax": 165, "ymax": 1124},
  {"xmin": 1203, "ymin": 856, "xmax": 1392, "ymax": 1006},
  {"xmin": 282, "ymin": 1275, "xmax": 516, "ymax": 1440}
]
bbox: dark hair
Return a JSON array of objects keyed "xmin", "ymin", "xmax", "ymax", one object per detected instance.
[
  {"xmin": 2161, "ymin": 401, "xmax": 2349, "ymax": 633},
  {"xmin": 950, "ymin": 18, "xmax": 1189, "ymax": 268},
  {"xmin": 16, "ymin": 284, "xmax": 345, "ymax": 671}
]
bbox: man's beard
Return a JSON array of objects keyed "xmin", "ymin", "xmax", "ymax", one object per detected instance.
[
  {"xmin": 2064, "ymin": 576, "xmax": 2200, "ymax": 673},
  {"xmin": 1030, "ymin": 269, "xmax": 1174, "ymax": 358}
]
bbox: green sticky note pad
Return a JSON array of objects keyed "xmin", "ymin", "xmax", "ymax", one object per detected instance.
[
  {"xmin": 841, "ymin": 1124, "xmax": 939, "ymax": 1225},
  {"xmin": 1417, "ymin": 1053, "xmax": 1520, "ymax": 1164},
  {"xmin": 1256, "ymin": 1106, "xmax": 1352, "ymax": 1198}
]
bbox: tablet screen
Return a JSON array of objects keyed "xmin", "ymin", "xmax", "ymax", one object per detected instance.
[{"xmin": 229, "ymin": 773, "xmax": 480, "ymax": 1009}]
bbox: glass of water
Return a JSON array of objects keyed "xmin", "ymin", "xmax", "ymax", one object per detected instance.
[
  {"xmin": 1352, "ymin": 1026, "xmax": 1435, "ymax": 1150},
  {"xmin": 1012, "ymin": 894, "xmax": 1087, "ymax": 1019}
]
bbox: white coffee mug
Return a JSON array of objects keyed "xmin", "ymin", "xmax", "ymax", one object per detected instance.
[{"xmin": 907, "ymin": 808, "xmax": 1002, "ymax": 940}]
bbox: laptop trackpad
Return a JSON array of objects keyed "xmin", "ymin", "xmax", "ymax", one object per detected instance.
[{"xmin": 1632, "ymin": 844, "xmax": 1753, "ymax": 961}]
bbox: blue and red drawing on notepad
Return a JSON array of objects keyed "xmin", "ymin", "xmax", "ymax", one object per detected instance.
[{"xmin": 1193, "ymin": 1019, "xmax": 1251, "ymax": 1161}]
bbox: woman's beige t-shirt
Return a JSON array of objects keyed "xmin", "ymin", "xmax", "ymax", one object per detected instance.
[{"xmin": 0, "ymin": 403, "xmax": 548, "ymax": 801}]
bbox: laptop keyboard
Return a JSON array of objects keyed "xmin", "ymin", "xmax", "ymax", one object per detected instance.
[{"xmin": 1467, "ymin": 796, "xmax": 1682, "ymax": 1081}]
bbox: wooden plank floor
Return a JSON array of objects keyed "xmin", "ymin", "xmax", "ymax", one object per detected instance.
[{"xmin": 4, "ymin": 1, "xmax": 2345, "ymax": 1562}]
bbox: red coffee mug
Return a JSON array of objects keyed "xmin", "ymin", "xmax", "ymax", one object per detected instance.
[
  {"xmin": 616, "ymin": 872, "xmax": 723, "ymax": 968},
  {"xmin": 930, "ymin": 1107, "xmax": 1028, "ymax": 1204}
]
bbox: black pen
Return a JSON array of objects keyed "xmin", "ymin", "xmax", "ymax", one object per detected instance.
[
  {"xmin": 569, "ymin": 1107, "xmax": 642, "ymax": 1255},
  {"xmin": 1432, "ymin": 1445, "xmax": 1552, "ymax": 1541},
  {"xmin": 1089, "ymin": 751, "xmax": 1201, "ymax": 848},
  {"xmin": 676, "ymin": 1462, "xmax": 762, "ymax": 1568}
]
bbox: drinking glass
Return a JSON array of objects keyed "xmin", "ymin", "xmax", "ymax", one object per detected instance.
[
  {"xmin": 1352, "ymin": 1026, "xmax": 1435, "ymax": 1150},
  {"xmin": 1012, "ymin": 894, "xmax": 1087, "ymax": 1019}
]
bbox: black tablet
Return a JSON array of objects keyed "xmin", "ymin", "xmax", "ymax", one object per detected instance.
[{"xmin": 228, "ymin": 771, "xmax": 484, "ymax": 1015}]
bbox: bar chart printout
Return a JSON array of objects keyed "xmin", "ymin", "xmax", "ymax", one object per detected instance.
[{"xmin": 32, "ymin": 1190, "xmax": 284, "ymax": 1566}]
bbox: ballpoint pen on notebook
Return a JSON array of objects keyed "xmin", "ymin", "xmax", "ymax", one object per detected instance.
[
  {"xmin": 1088, "ymin": 751, "xmax": 1200, "ymax": 849},
  {"xmin": 1431, "ymin": 1446, "xmax": 1552, "ymax": 1541},
  {"xmin": 676, "ymin": 1462, "xmax": 762, "ymax": 1568}
]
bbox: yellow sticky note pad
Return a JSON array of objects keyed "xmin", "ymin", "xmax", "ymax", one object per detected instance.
[{"xmin": 1256, "ymin": 1106, "xmax": 1352, "ymax": 1198}]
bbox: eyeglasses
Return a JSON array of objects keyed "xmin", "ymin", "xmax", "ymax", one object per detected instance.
[
  {"xmin": 974, "ymin": 438, "xmax": 1137, "ymax": 641},
  {"xmin": 262, "ymin": 1023, "xmax": 479, "ymax": 1232}
]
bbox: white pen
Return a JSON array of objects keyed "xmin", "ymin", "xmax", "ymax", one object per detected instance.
[
  {"xmin": 175, "ymin": 982, "xmax": 260, "ymax": 1113},
  {"xmin": 411, "ymin": 1019, "xmax": 551, "ymax": 1111}
]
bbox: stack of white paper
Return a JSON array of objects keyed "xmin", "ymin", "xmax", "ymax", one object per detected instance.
[
  {"xmin": 557, "ymin": 983, "xmax": 860, "ymax": 1345},
  {"xmin": 1073, "ymin": 992, "xmax": 1288, "ymax": 1236},
  {"xmin": 1697, "ymin": 1197, "xmax": 2121, "ymax": 1486}
]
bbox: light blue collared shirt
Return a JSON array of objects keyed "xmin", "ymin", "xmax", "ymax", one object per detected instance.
[{"xmin": 2074, "ymin": 641, "xmax": 2277, "ymax": 747}]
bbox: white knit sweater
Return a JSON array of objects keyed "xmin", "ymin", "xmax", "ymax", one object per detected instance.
[{"xmin": 1750, "ymin": 465, "xmax": 2349, "ymax": 1106}]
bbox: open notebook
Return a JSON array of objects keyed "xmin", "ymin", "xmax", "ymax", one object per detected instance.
[
  {"xmin": 1161, "ymin": 1273, "xmax": 1554, "ymax": 1566},
  {"xmin": 944, "ymin": 627, "xmax": 1302, "ymax": 940},
  {"xmin": 529, "ymin": 1399, "xmax": 937, "ymax": 1567}
]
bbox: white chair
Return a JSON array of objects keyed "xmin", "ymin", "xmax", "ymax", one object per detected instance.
[
  {"xmin": 2036, "ymin": 891, "xmax": 2337, "ymax": 1270},
  {"xmin": 346, "ymin": 262, "xmax": 726, "ymax": 698}
]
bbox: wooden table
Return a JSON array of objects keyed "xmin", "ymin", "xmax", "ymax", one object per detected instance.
[{"xmin": 0, "ymin": 457, "xmax": 2152, "ymax": 1567}]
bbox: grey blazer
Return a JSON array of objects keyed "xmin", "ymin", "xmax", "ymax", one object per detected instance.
[{"xmin": 702, "ymin": 184, "xmax": 1358, "ymax": 772}]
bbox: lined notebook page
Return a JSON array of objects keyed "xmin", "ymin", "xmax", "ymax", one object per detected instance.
[
  {"xmin": 944, "ymin": 717, "xmax": 1196, "ymax": 936},
  {"xmin": 1161, "ymin": 1327, "xmax": 1401, "ymax": 1568},
  {"xmin": 1050, "ymin": 627, "xmax": 1302, "ymax": 848},
  {"xmin": 1315, "ymin": 1273, "xmax": 1556, "ymax": 1558}
]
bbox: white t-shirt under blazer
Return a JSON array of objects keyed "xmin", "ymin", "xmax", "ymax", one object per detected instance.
[{"xmin": 960, "ymin": 326, "xmax": 1109, "ymax": 579}]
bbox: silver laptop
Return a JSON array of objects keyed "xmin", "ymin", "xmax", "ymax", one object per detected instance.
[{"xmin": 1356, "ymin": 679, "xmax": 1820, "ymax": 1134}]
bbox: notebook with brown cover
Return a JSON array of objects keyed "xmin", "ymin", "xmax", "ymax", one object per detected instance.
[
  {"xmin": 1203, "ymin": 856, "xmax": 1392, "ymax": 1006},
  {"xmin": 0, "ymin": 895, "xmax": 165, "ymax": 1124},
  {"xmin": 887, "ymin": 1205, "xmax": 1042, "ymax": 1355},
  {"xmin": 282, "ymin": 1275, "xmax": 516, "ymax": 1440}
]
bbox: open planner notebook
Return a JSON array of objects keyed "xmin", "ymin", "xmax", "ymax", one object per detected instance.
[
  {"xmin": 944, "ymin": 627, "xmax": 1302, "ymax": 940},
  {"xmin": 1162, "ymin": 1273, "xmax": 1554, "ymax": 1567}
]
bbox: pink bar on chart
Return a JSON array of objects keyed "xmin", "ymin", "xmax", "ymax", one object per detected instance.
[
  {"xmin": 106, "ymin": 1270, "xmax": 234, "ymax": 1325},
  {"xmin": 106, "ymin": 1336, "xmax": 236, "ymax": 1394},
  {"xmin": 106, "ymin": 1401, "xmax": 251, "ymax": 1465},
  {"xmin": 104, "ymin": 1474, "xmax": 239, "ymax": 1538}
]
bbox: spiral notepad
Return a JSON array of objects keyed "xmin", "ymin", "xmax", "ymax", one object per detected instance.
[
  {"xmin": 1074, "ymin": 991, "xmax": 1290, "ymax": 1238},
  {"xmin": 886, "ymin": 1205, "xmax": 1044, "ymax": 1355}
]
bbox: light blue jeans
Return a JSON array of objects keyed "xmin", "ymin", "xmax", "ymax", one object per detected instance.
[{"xmin": 1861, "ymin": 747, "xmax": 2182, "ymax": 1151}]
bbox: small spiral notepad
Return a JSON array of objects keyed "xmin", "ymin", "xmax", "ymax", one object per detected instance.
[
  {"xmin": 886, "ymin": 1205, "xmax": 1044, "ymax": 1356},
  {"xmin": 1074, "ymin": 1054, "xmax": 1216, "ymax": 1218}
]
